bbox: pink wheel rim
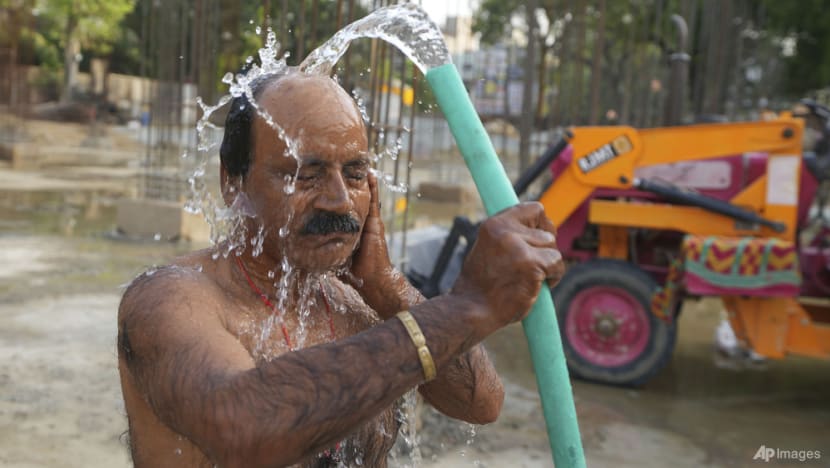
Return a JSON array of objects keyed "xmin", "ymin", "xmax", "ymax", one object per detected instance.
[{"xmin": 565, "ymin": 286, "xmax": 651, "ymax": 367}]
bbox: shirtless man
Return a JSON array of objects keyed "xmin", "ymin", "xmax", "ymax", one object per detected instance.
[{"xmin": 117, "ymin": 71, "xmax": 564, "ymax": 467}]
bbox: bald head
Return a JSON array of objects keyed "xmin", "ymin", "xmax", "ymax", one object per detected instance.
[
  {"xmin": 219, "ymin": 71, "xmax": 366, "ymax": 178},
  {"xmin": 255, "ymin": 74, "xmax": 367, "ymax": 157}
]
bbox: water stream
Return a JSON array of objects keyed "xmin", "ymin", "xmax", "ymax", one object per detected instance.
[
  {"xmin": 185, "ymin": 3, "xmax": 476, "ymax": 465},
  {"xmin": 299, "ymin": 3, "xmax": 449, "ymax": 75}
]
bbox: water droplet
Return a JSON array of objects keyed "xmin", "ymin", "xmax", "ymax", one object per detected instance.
[
  {"xmin": 466, "ymin": 423, "xmax": 477, "ymax": 445},
  {"xmin": 251, "ymin": 225, "xmax": 266, "ymax": 257}
]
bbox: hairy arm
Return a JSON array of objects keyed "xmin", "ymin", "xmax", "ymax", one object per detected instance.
[
  {"xmin": 364, "ymin": 269, "xmax": 504, "ymax": 425},
  {"xmin": 118, "ymin": 267, "xmax": 493, "ymax": 468},
  {"xmin": 348, "ymin": 174, "xmax": 503, "ymax": 424}
]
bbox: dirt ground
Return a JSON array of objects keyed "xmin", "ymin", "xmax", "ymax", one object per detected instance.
[
  {"xmin": 1, "ymin": 119, "xmax": 829, "ymax": 467},
  {"xmin": 2, "ymin": 218, "xmax": 830, "ymax": 468}
]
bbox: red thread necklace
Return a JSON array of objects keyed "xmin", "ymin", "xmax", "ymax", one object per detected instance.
[
  {"xmin": 234, "ymin": 255, "xmax": 344, "ymax": 460},
  {"xmin": 234, "ymin": 255, "xmax": 336, "ymax": 350}
]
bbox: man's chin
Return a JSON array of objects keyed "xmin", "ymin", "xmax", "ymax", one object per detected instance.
[{"xmin": 287, "ymin": 249, "xmax": 354, "ymax": 275}]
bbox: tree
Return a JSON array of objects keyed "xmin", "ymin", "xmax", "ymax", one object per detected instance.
[
  {"xmin": 0, "ymin": 1, "xmax": 34, "ymax": 106},
  {"xmin": 35, "ymin": 0, "xmax": 135, "ymax": 101},
  {"xmin": 473, "ymin": 0, "xmax": 553, "ymax": 126},
  {"xmin": 473, "ymin": 0, "xmax": 553, "ymax": 170},
  {"xmin": 761, "ymin": 0, "xmax": 830, "ymax": 96}
]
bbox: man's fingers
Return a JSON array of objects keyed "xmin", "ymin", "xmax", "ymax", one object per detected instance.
[
  {"xmin": 496, "ymin": 201, "xmax": 547, "ymax": 228},
  {"xmin": 536, "ymin": 247, "xmax": 564, "ymax": 281},
  {"xmin": 514, "ymin": 225, "xmax": 557, "ymax": 248},
  {"xmin": 368, "ymin": 172, "xmax": 380, "ymax": 218},
  {"xmin": 360, "ymin": 172, "xmax": 384, "ymax": 238},
  {"xmin": 536, "ymin": 212, "xmax": 557, "ymax": 240}
]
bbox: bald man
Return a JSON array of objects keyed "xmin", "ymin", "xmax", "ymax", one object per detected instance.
[{"xmin": 117, "ymin": 71, "xmax": 564, "ymax": 467}]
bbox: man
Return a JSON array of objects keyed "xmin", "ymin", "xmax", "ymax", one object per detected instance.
[{"xmin": 117, "ymin": 70, "xmax": 564, "ymax": 467}]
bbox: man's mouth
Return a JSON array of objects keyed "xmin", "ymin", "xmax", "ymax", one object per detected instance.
[{"xmin": 310, "ymin": 231, "xmax": 357, "ymax": 244}]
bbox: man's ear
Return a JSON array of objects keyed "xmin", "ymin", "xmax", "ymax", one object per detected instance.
[{"xmin": 220, "ymin": 164, "xmax": 242, "ymax": 207}]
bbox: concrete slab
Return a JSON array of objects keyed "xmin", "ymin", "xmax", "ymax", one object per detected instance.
[
  {"xmin": 5, "ymin": 142, "xmax": 138, "ymax": 170},
  {"xmin": 116, "ymin": 198, "xmax": 210, "ymax": 242}
]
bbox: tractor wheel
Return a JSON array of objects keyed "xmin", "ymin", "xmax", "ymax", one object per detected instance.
[{"xmin": 551, "ymin": 259, "xmax": 677, "ymax": 386}]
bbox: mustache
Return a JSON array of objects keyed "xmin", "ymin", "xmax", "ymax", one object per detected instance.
[{"xmin": 300, "ymin": 211, "xmax": 361, "ymax": 236}]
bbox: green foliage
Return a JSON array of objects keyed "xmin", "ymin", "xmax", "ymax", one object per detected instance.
[
  {"xmin": 472, "ymin": 0, "xmax": 522, "ymax": 45},
  {"xmin": 211, "ymin": 0, "xmax": 371, "ymax": 94},
  {"xmin": 36, "ymin": 0, "xmax": 136, "ymax": 56},
  {"xmin": 264, "ymin": 0, "xmax": 369, "ymax": 66},
  {"xmin": 762, "ymin": 0, "xmax": 830, "ymax": 96}
]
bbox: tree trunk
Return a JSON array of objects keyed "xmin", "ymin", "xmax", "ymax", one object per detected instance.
[
  {"xmin": 297, "ymin": 0, "xmax": 306, "ymax": 61},
  {"xmin": 569, "ymin": 0, "xmax": 586, "ymax": 123},
  {"xmin": 262, "ymin": 0, "xmax": 271, "ymax": 41},
  {"xmin": 62, "ymin": 10, "xmax": 79, "ymax": 103},
  {"xmin": 619, "ymin": 10, "xmax": 634, "ymax": 124},
  {"xmin": 519, "ymin": 0, "xmax": 539, "ymax": 173},
  {"xmin": 535, "ymin": 40, "xmax": 549, "ymax": 126},
  {"xmin": 279, "ymin": 0, "xmax": 288, "ymax": 56},
  {"xmin": 8, "ymin": 8, "xmax": 20, "ymax": 109},
  {"xmin": 588, "ymin": 0, "xmax": 606, "ymax": 124}
]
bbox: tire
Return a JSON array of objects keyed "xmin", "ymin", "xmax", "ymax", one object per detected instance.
[{"xmin": 551, "ymin": 259, "xmax": 677, "ymax": 386}]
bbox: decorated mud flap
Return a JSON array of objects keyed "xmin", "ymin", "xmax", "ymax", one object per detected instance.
[{"xmin": 426, "ymin": 63, "xmax": 586, "ymax": 468}]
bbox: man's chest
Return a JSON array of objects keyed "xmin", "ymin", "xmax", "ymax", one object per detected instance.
[
  {"xmin": 297, "ymin": 401, "xmax": 403, "ymax": 468},
  {"xmin": 226, "ymin": 290, "xmax": 380, "ymax": 362}
]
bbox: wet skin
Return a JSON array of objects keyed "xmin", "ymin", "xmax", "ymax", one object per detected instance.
[{"xmin": 117, "ymin": 73, "xmax": 565, "ymax": 467}]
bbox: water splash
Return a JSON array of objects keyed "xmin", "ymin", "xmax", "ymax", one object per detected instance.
[
  {"xmin": 189, "ymin": 27, "xmax": 296, "ymax": 253},
  {"xmin": 465, "ymin": 423, "xmax": 477, "ymax": 446},
  {"xmin": 250, "ymin": 224, "xmax": 266, "ymax": 257},
  {"xmin": 389, "ymin": 390, "xmax": 423, "ymax": 467},
  {"xmin": 300, "ymin": 3, "xmax": 450, "ymax": 75},
  {"xmin": 292, "ymin": 274, "xmax": 319, "ymax": 348},
  {"xmin": 352, "ymin": 89, "xmax": 371, "ymax": 124}
]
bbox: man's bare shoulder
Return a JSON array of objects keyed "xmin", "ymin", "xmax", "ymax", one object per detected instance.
[{"xmin": 118, "ymin": 249, "xmax": 228, "ymax": 327}]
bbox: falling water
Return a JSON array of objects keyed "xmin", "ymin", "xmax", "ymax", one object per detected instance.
[{"xmin": 299, "ymin": 3, "xmax": 449, "ymax": 75}]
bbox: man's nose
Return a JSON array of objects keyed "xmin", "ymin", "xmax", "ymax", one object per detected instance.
[{"xmin": 314, "ymin": 172, "xmax": 351, "ymax": 213}]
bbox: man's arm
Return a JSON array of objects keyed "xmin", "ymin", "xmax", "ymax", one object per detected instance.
[
  {"xmin": 119, "ymin": 267, "xmax": 495, "ymax": 468},
  {"xmin": 362, "ymin": 269, "xmax": 504, "ymax": 424},
  {"xmin": 349, "ymin": 176, "xmax": 549, "ymax": 424}
]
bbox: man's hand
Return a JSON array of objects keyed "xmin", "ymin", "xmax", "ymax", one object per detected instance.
[
  {"xmin": 342, "ymin": 173, "xmax": 402, "ymax": 317},
  {"xmin": 451, "ymin": 202, "xmax": 564, "ymax": 337}
]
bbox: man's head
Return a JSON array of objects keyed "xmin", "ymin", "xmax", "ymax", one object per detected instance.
[{"xmin": 220, "ymin": 72, "xmax": 371, "ymax": 273}]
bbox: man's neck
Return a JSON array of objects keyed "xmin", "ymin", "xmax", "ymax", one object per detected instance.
[{"xmin": 227, "ymin": 243, "xmax": 331, "ymax": 313}]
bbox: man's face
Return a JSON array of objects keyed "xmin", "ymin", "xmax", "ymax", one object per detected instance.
[{"xmin": 242, "ymin": 74, "xmax": 371, "ymax": 273}]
